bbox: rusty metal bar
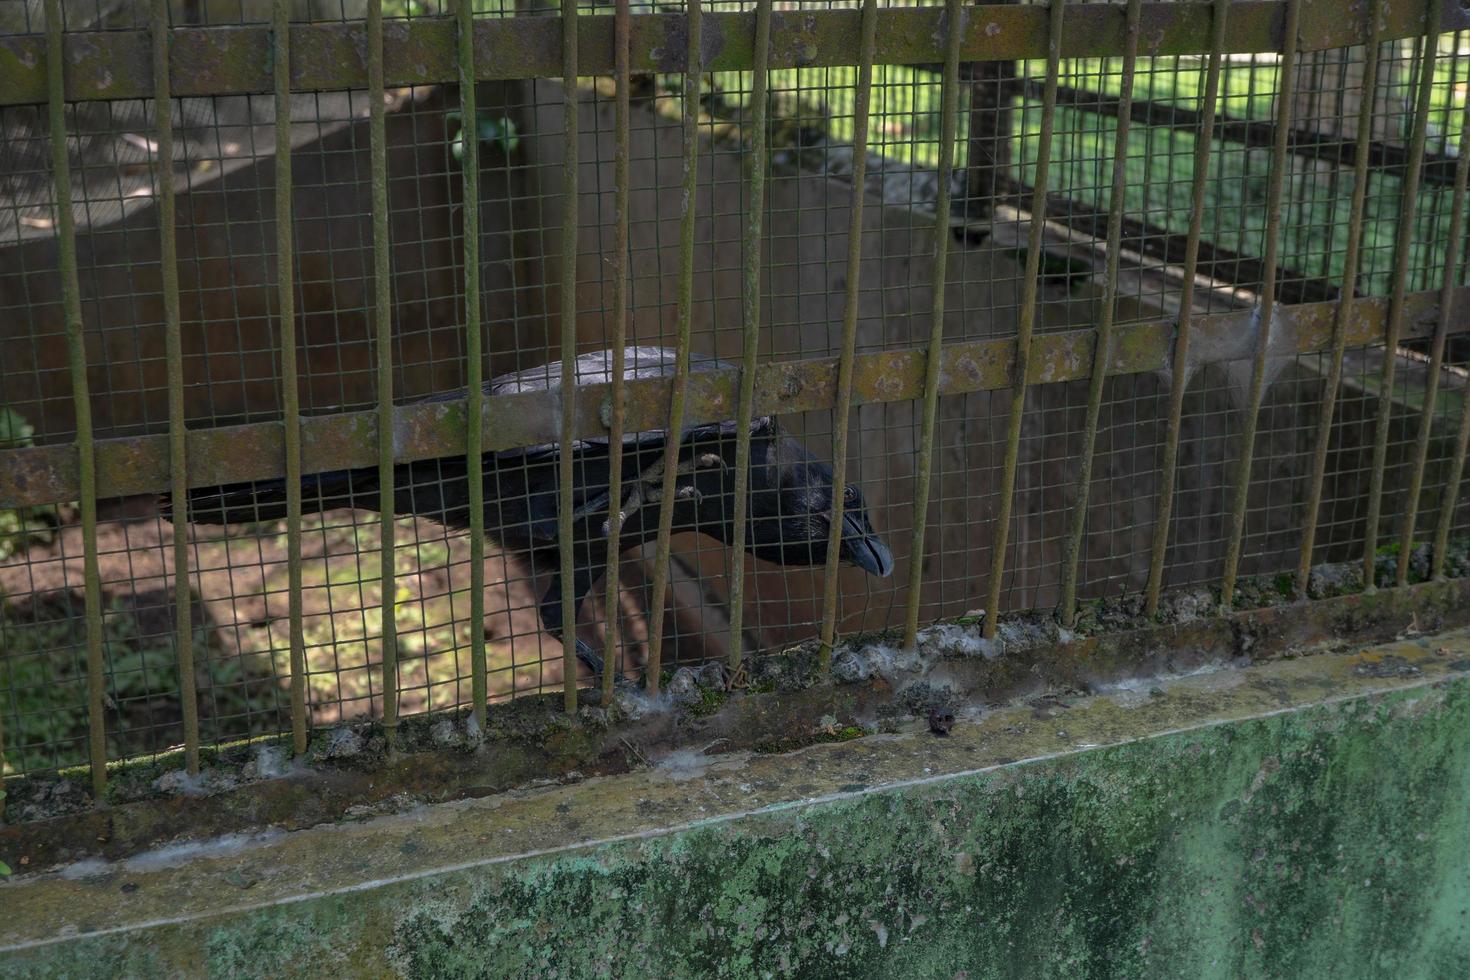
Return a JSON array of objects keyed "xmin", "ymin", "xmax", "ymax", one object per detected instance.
[
  {"xmin": 1217, "ymin": 0, "xmax": 1301, "ymax": 610},
  {"xmin": 644, "ymin": 0, "xmax": 702, "ymax": 694},
  {"xmin": 982, "ymin": 0, "xmax": 1064, "ymax": 642},
  {"xmin": 901, "ymin": 0, "xmax": 966, "ymax": 650},
  {"xmin": 558, "ymin": 0, "xmax": 580, "ymax": 713},
  {"xmin": 3, "ymin": 2, "xmax": 1454, "ymax": 107},
  {"xmin": 1294, "ymin": 0, "xmax": 1381, "ymax": 596},
  {"xmin": 1144, "ymin": 0, "xmax": 1229, "ymax": 618},
  {"xmin": 726, "ymin": 0, "xmax": 773, "ymax": 677},
  {"xmin": 151, "ymin": 0, "xmax": 200, "ymax": 774},
  {"xmin": 272, "ymin": 0, "xmax": 307, "ymax": 758},
  {"xmin": 602, "ymin": 0, "xmax": 634, "ymax": 699},
  {"xmin": 45, "ymin": 0, "xmax": 108, "ymax": 800},
  {"xmin": 1424, "ymin": 58, "xmax": 1470, "ymax": 580},
  {"xmin": 1364, "ymin": 7, "xmax": 1440, "ymax": 590},
  {"xmin": 3, "ymin": 288, "xmax": 1467, "ymax": 513},
  {"xmin": 367, "ymin": 0, "xmax": 398, "ymax": 740},
  {"xmin": 1057, "ymin": 0, "xmax": 1142, "ymax": 628},
  {"xmin": 457, "ymin": 0, "xmax": 488, "ymax": 729},
  {"xmin": 1394, "ymin": 12, "xmax": 1454, "ymax": 586},
  {"xmin": 818, "ymin": 0, "xmax": 880, "ymax": 672}
]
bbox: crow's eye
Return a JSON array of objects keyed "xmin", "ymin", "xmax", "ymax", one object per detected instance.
[{"xmin": 842, "ymin": 485, "xmax": 857, "ymax": 506}]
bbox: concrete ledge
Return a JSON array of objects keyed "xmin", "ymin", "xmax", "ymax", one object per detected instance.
[{"xmin": 4, "ymin": 629, "xmax": 1470, "ymax": 976}]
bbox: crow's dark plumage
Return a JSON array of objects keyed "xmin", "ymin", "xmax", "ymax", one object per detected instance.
[{"xmin": 167, "ymin": 347, "xmax": 893, "ymax": 679}]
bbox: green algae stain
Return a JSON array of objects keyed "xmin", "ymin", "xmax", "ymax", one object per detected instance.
[
  {"xmin": 7, "ymin": 682, "xmax": 1469, "ymax": 979},
  {"xmin": 385, "ymin": 684, "xmax": 1470, "ymax": 979}
]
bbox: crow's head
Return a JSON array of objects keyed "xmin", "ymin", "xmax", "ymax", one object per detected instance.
[{"xmin": 742, "ymin": 424, "xmax": 893, "ymax": 578}]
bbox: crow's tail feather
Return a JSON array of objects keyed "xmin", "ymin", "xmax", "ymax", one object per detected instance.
[{"xmin": 163, "ymin": 468, "xmax": 378, "ymax": 526}]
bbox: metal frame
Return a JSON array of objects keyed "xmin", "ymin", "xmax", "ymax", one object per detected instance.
[{"xmin": 2, "ymin": 0, "xmax": 1466, "ymax": 796}]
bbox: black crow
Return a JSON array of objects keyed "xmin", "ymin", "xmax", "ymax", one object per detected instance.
[{"xmin": 167, "ymin": 347, "xmax": 894, "ymax": 679}]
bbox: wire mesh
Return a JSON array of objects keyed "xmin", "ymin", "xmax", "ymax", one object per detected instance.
[{"xmin": 2, "ymin": 0, "xmax": 1470, "ymax": 788}]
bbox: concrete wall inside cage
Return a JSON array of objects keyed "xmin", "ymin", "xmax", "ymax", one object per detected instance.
[{"xmin": 1, "ymin": 77, "xmax": 1464, "ymax": 673}]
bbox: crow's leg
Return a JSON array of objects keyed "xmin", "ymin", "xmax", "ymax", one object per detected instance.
[
  {"xmin": 539, "ymin": 557, "xmax": 610, "ymax": 684},
  {"xmin": 600, "ymin": 452, "xmax": 727, "ymax": 536}
]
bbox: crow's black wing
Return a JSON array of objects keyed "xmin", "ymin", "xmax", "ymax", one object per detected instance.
[{"xmin": 406, "ymin": 347, "xmax": 774, "ymax": 543}]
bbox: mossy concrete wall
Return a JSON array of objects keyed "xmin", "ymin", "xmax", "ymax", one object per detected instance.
[{"xmin": 4, "ymin": 634, "xmax": 1470, "ymax": 977}]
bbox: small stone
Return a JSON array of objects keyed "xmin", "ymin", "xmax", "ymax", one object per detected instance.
[
  {"xmin": 1160, "ymin": 588, "xmax": 1215, "ymax": 624},
  {"xmin": 241, "ymin": 745, "xmax": 288, "ymax": 781},
  {"xmin": 152, "ymin": 769, "xmax": 191, "ymax": 794},
  {"xmin": 314, "ymin": 726, "xmax": 364, "ymax": 761},
  {"xmin": 430, "ymin": 719, "xmax": 459, "ymax": 747},
  {"xmin": 1308, "ymin": 561, "xmax": 1364, "ymax": 600},
  {"xmin": 666, "ymin": 667, "xmax": 702, "ymax": 705},
  {"xmin": 832, "ymin": 649, "xmax": 874, "ymax": 683},
  {"xmin": 613, "ymin": 689, "xmax": 651, "ymax": 721},
  {"xmin": 696, "ymin": 661, "xmax": 726, "ymax": 691}
]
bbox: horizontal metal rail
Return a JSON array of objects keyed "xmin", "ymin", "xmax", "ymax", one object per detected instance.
[
  {"xmin": 1, "ymin": 1, "xmax": 1460, "ymax": 107},
  {"xmin": 3, "ymin": 285, "xmax": 1465, "ymax": 510},
  {"xmin": 987, "ymin": 173, "xmax": 1340, "ymax": 308},
  {"xmin": 1027, "ymin": 80, "xmax": 1468, "ymax": 192}
]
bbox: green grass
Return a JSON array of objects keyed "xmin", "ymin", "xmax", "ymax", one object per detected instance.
[{"xmin": 708, "ymin": 39, "xmax": 1466, "ymax": 298}]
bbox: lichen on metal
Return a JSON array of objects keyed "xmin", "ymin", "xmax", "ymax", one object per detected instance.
[
  {"xmin": 271, "ymin": 0, "xmax": 309, "ymax": 758},
  {"xmin": 644, "ymin": 0, "xmax": 703, "ymax": 695},
  {"xmin": 726, "ymin": 0, "xmax": 774, "ymax": 675},
  {"xmin": 1295, "ymin": 0, "xmax": 1383, "ymax": 597},
  {"xmin": 2, "ymin": 2, "xmax": 1463, "ymax": 107},
  {"xmin": 902, "ymin": 0, "xmax": 965, "ymax": 650},
  {"xmin": 456, "ymin": 0, "xmax": 489, "ymax": 728},
  {"xmin": 1057, "ymin": 0, "xmax": 1143, "ymax": 628},
  {"xmin": 2, "ymin": 286, "xmax": 1467, "ymax": 512},
  {"xmin": 818, "ymin": 0, "xmax": 880, "ymax": 672},
  {"xmin": 44, "ymin": 0, "xmax": 107, "ymax": 799},
  {"xmin": 983, "ymin": 0, "xmax": 1065, "ymax": 641},
  {"xmin": 1145, "ymin": 0, "xmax": 1226, "ymax": 620},
  {"xmin": 1218, "ymin": 0, "xmax": 1302, "ymax": 610}
]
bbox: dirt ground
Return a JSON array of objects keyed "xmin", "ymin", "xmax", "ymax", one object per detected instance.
[{"xmin": 0, "ymin": 494, "xmax": 834, "ymax": 773}]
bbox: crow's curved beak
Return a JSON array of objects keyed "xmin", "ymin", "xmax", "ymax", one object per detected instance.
[{"xmin": 840, "ymin": 512, "xmax": 894, "ymax": 578}]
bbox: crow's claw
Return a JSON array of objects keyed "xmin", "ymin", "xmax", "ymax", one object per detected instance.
[{"xmin": 595, "ymin": 450, "xmax": 725, "ymax": 536}]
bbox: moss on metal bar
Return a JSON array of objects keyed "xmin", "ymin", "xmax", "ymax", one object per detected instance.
[
  {"xmin": 1, "ymin": 286, "xmax": 1467, "ymax": 510},
  {"xmin": 2, "ymin": 1, "xmax": 1461, "ymax": 107}
]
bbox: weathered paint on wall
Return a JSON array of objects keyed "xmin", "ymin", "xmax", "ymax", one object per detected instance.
[{"xmin": 4, "ymin": 631, "xmax": 1470, "ymax": 977}]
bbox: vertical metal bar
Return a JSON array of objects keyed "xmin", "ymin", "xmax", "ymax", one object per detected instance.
[
  {"xmin": 1394, "ymin": 8, "xmax": 1451, "ymax": 586},
  {"xmin": 818, "ymin": 0, "xmax": 880, "ymax": 670},
  {"xmin": 272, "ymin": 0, "xmax": 307, "ymax": 757},
  {"xmin": 726, "ymin": 0, "xmax": 773, "ymax": 675},
  {"xmin": 901, "ymin": 0, "xmax": 965, "ymax": 650},
  {"xmin": 367, "ymin": 0, "xmax": 398, "ymax": 738},
  {"xmin": 1056, "ymin": 0, "xmax": 1141, "ymax": 628},
  {"xmin": 602, "ymin": 0, "xmax": 633, "ymax": 699},
  {"xmin": 558, "ymin": 0, "xmax": 580, "ymax": 713},
  {"xmin": 456, "ymin": 0, "xmax": 488, "ymax": 728},
  {"xmin": 1364, "ymin": 13, "xmax": 1439, "ymax": 589},
  {"xmin": 1294, "ymin": 0, "xmax": 1382, "ymax": 596},
  {"xmin": 982, "ymin": 0, "xmax": 1065, "ymax": 641},
  {"xmin": 1144, "ymin": 0, "xmax": 1229, "ymax": 618},
  {"xmin": 1428, "ymin": 70, "xmax": 1470, "ymax": 580},
  {"xmin": 152, "ymin": 0, "xmax": 200, "ymax": 773},
  {"xmin": 644, "ymin": 0, "xmax": 701, "ymax": 695},
  {"xmin": 46, "ymin": 0, "xmax": 108, "ymax": 797},
  {"xmin": 1217, "ymin": 0, "xmax": 1302, "ymax": 609}
]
